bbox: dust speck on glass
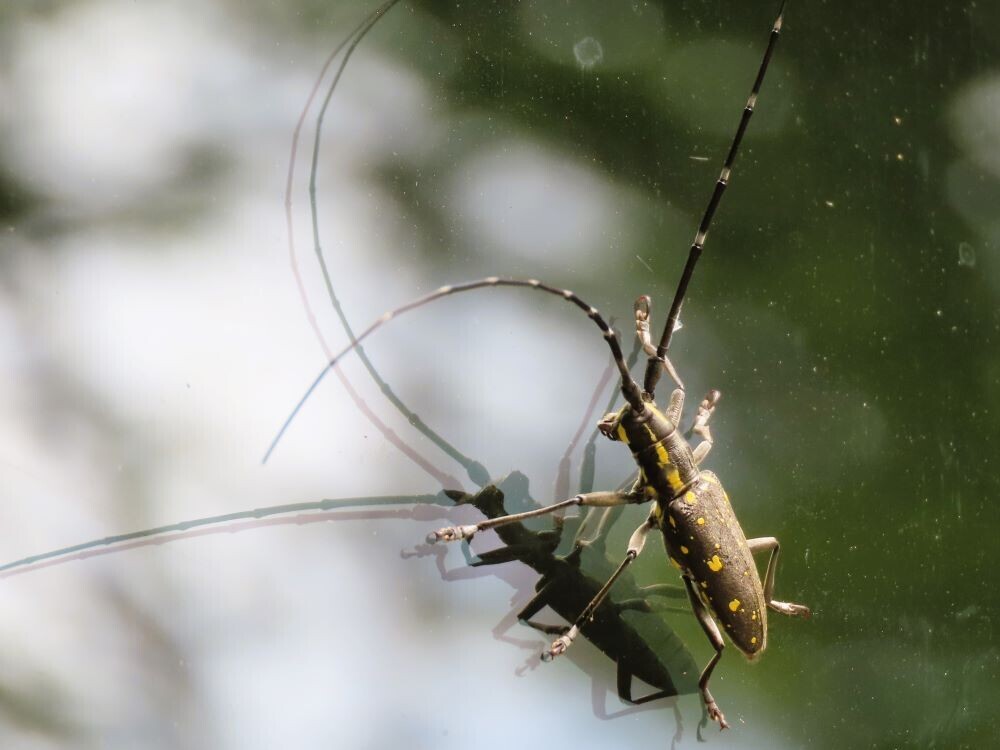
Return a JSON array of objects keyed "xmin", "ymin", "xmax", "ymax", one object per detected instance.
[{"xmin": 1, "ymin": 0, "xmax": 998, "ymax": 748}]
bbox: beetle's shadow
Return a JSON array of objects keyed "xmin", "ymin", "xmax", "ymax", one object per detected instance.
[
  {"xmin": 2, "ymin": 474, "xmax": 697, "ymax": 737},
  {"xmin": 400, "ymin": 472, "xmax": 700, "ymax": 731}
]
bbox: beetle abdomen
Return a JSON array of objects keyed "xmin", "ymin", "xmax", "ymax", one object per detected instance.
[{"xmin": 658, "ymin": 471, "xmax": 766, "ymax": 657}]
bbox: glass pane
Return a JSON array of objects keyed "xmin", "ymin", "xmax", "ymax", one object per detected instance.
[{"xmin": 2, "ymin": 1, "xmax": 996, "ymax": 747}]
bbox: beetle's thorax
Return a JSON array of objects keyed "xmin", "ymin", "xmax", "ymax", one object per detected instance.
[{"xmin": 599, "ymin": 402, "xmax": 699, "ymax": 500}]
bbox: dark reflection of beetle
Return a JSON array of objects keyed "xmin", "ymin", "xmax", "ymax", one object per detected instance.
[
  {"xmin": 0, "ymin": 469, "xmax": 701, "ymax": 736},
  {"xmin": 430, "ymin": 471, "xmax": 701, "ymax": 713}
]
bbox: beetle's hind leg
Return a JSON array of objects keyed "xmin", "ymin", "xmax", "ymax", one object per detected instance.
[
  {"xmin": 747, "ymin": 537, "xmax": 811, "ymax": 618},
  {"xmin": 688, "ymin": 390, "xmax": 721, "ymax": 465},
  {"xmin": 682, "ymin": 576, "xmax": 729, "ymax": 732}
]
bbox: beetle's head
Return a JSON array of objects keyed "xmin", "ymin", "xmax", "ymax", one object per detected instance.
[{"xmin": 598, "ymin": 402, "xmax": 675, "ymax": 449}]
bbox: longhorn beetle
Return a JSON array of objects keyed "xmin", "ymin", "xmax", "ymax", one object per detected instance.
[{"xmin": 267, "ymin": 0, "xmax": 810, "ymax": 731}]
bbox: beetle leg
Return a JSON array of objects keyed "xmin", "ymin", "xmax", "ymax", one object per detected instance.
[
  {"xmin": 617, "ymin": 660, "xmax": 677, "ymax": 705},
  {"xmin": 516, "ymin": 581, "xmax": 571, "ymax": 635},
  {"xmin": 747, "ymin": 537, "xmax": 812, "ymax": 618},
  {"xmin": 541, "ymin": 514, "xmax": 657, "ymax": 661},
  {"xmin": 682, "ymin": 575, "xmax": 729, "ymax": 731},
  {"xmin": 689, "ymin": 390, "xmax": 721, "ymax": 465},
  {"xmin": 634, "ymin": 295, "xmax": 685, "ymax": 391},
  {"xmin": 615, "ymin": 579, "xmax": 688, "ymax": 614},
  {"xmin": 427, "ymin": 489, "xmax": 640, "ymax": 544}
]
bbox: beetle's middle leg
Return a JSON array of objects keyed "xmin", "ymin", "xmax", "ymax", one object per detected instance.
[
  {"xmin": 427, "ymin": 489, "xmax": 639, "ymax": 544},
  {"xmin": 747, "ymin": 537, "xmax": 811, "ymax": 618}
]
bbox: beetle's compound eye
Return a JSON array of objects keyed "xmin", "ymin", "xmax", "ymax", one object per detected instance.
[{"xmin": 598, "ymin": 412, "xmax": 621, "ymax": 440}]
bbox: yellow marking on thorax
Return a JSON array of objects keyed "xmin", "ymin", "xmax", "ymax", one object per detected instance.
[
  {"xmin": 708, "ymin": 555, "xmax": 724, "ymax": 572},
  {"xmin": 666, "ymin": 467, "xmax": 684, "ymax": 491},
  {"xmin": 616, "ymin": 424, "xmax": 630, "ymax": 444}
]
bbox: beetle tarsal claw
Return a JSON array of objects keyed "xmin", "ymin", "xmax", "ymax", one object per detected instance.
[
  {"xmin": 426, "ymin": 525, "xmax": 477, "ymax": 544},
  {"xmin": 706, "ymin": 701, "xmax": 729, "ymax": 730},
  {"xmin": 777, "ymin": 602, "xmax": 811, "ymax": 618},
  {"xmin": 541, "ymin": 625, "xmax": 579, "ymax": 662}
]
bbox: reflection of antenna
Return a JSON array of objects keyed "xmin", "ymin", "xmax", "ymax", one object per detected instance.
[
  {"xmin": 282, "ymin": 1, "xmax": 645, "ymax": 504},
  {"xmin": 282, "ymin": 0, "xmax": 464, "ymax": 488},
  {"xmin": 298, "ymin": 0, "xmax": 497, "ymax": 487},
  {"xmin": 0, "ymin": 493, "xmax": 446, "ymax": 578}
]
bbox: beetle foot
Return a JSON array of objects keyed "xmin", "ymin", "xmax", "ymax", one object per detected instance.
[
  {"xmin": 540, "ymin": 625, "xmax": 579, "ymax": 662},
  {"xmin": 769, "ymin": 600, "xmax": 811, "ymax": 618},
  {"xmin": 706, "ymin": 700, "xmax": 729, "ymax": 730},
  {"xmin": 425, "ymin": 524, "xmax": 477, "ymax": 544}
]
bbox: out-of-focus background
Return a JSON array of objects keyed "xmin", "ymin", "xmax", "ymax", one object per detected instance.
[{"xmin": 1, "ymin": 0, "xmax": 998, "ymax": 747}]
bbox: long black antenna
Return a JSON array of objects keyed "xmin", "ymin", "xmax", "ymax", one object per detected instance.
[
  {"xmin": 302, "ymin": 0, "xmax": 491, "ymax": 487},
  {"xmin": 263, "ymin": 277, "xmax": 645, "ymax": 464},
  {"xmin": 644, "ymin": 1, "xmax": 786, "ymax": 397}
]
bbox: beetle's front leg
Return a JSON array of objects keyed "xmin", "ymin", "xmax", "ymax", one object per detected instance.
[
  {"xmin": 427, "ymin": 490, "xmax": 639, "ymax": 544},
  {"xmin": 747, "ymin": 537, "xmax": 811, "ymax": 618},
  {"xmin": 689, "ymin": 389, "xmax": 721, "ymax": 465},
  {"xmin": 634, "ymin": 295, "xmax": 684, "ymax": 390}
]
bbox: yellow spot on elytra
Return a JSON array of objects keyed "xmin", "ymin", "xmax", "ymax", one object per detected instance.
[
  {"xmin": 715, "ymin": 543, "xmax": 721, "ymax": 550},
  {"xmin": 680, "ymin": 545, "xmax": 689, "ymax": 555},
  {"xmin": 696, "ymin": 517, "xmax": 705, "ymax": 525},
  {"xmin": 751, "ymin": 636, "xmax": 758, "ymax": 645},
  {"xmin": 669, "ymin": 557, "xmax": 681, "ymax": 570},
  {"xmin": 708, "ymin": 555, "xmax": 724, "ymax": 572},
  {"xmin": 751, "ymin": 611, "xmax": 758, "ymax": 621},
  {"xmin": 729, "ymin": 598, "xmax": 741, "ymax": 612},
  {"xmin": 683, "ymin": 491, "xmax": 697, "ymax": 505},
  {"xmin": 668, "ymin": 515, "xmax": 676, "ymax": 528}
]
